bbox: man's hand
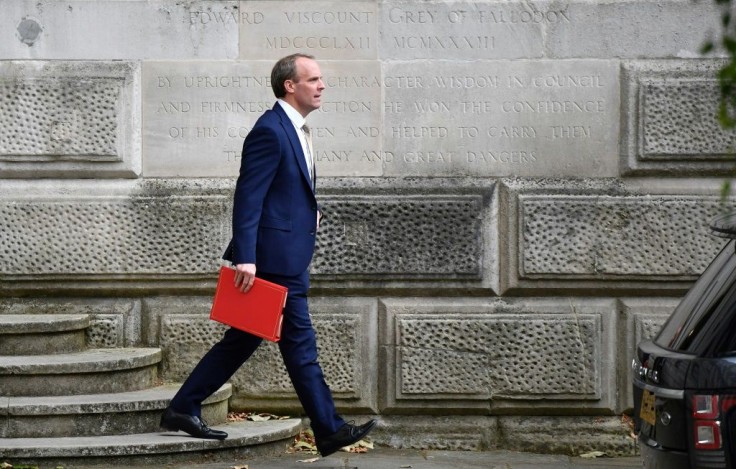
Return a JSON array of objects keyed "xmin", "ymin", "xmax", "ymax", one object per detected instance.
[
  {"xmin": 234, "ymin": 263, "xmax": 256, "ymax": 293},
  {"xmin": 317, "ymin": 210, "xmax": 323, "ymax": 231}
]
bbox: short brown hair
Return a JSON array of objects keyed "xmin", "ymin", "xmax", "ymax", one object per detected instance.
[{"xmin": 271, "ymin": 53, "xmax": 316, "ymax": 98}]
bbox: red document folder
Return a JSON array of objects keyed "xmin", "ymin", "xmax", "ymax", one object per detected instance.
[{"xmin": 209, "ymin": 266, "xmax": 288, "ymax": 342}]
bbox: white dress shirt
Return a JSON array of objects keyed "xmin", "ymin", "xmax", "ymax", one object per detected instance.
[{"xmin": 277, "ymin": 99, "xmax": 313, "ymax": 182}]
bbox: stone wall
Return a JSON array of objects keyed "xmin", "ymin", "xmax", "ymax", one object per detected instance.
[{"xmin": 1, "ymin": 0, "xmax": 733, "ymax": 455}]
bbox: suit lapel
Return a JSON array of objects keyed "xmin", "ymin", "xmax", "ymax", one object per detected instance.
[{"xmin": 274, "ymin": 103, "xmax": 313, "ymax": 191}]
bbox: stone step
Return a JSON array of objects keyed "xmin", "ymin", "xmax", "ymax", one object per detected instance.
[
  {"xmin": 0, "ymin": 348, "xmax": 162, "ymax": 396},
  {"xmin": 0, "ymin": 383, "xmax": 232, "ymax": 438},
  {"xmin": 0, "ymin": 314, "xmax": 89, "ymax": 355},
  {"xmin": 0, "ymin": 418, "xmax": 303, "ymax": 469}
]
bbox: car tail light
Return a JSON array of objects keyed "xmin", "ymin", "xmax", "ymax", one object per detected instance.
[
  {"xmin": 693, "ymin": 395, "xmax": 719, "ymax": 419},
  {"xmin": 694, "ymin": 420, "xmax": 721, "ymax": 450},
  {"xmin": 691, "ymin": 394, "xmax": 736, "ymax": 450}
]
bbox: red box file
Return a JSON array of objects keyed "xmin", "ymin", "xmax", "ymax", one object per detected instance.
[{"xmin": 209, "ymin": 266, "xmax": 288, "ymax": 342}]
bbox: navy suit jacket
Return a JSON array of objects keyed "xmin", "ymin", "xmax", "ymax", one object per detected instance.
[{"xmin": 223, "ymin": 103, "xmax": 318, "ymax": 277}]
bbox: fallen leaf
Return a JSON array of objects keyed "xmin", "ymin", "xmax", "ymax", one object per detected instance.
[
  {"xmin": 400, "ymin": 466, "xmax": 413, "ymax": 468},
  {"xmin": 227, "ymin": 412, "xmax": 249, "ymax": 422},
  {"xmin": 228, "ymin": 411, "xmax": 290, "ymax": 422},
  {"xmin": 340, "ymin": 438, "xmax": 374, "ymax": 453},
  {"xmin": 230, "ymin": 465, "xmax": 249, "ymax": 469},
  {"xmin": 297, "ymin": 457, "xmax": 320, "ymax": 463},
  {"xmin": 579, "ymin": 451, "xmax": 607, "ymax": 459},
  {"xmin": 1, "ymin": 463, "xmax": 12, "ymax": 469},
  {"xmin": 288, "ymin": 429, "xmax": 318, "ymax": 454}
]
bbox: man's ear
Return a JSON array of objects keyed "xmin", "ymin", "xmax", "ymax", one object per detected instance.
[{"xmin": 284, "ymin": 79, "xmax": 295, "ymax": 94}]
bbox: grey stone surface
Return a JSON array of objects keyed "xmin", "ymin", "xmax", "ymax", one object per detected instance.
[
  {"xmin": 142, "ymin": 60, "xmax": 381, "ymax": 177},
  {"xmin": 379, "ymin": 298, "xmax": 617, "ymax": 413},
  {"xmin": 0, "ymin": 178, "xmax": 494, "ymax": 293},
  {"xmin": 0, "ymin": 298, "xmax": 142, "ymax": 347},
  {"xmin": 1, "ymin": 384, "xmax": 230, "ymax": 438},
  {"xmin": 313, "ymin": 177, "xmax": 499, "ymax": 292},
  {"xmin": 0, "ymin": 328, "xmax": 86, "ymax": 356},
  {"xmin": 499, "ymin": 416, "xmax": 637, "ymax": 456},
  {"xmin": 0, "ymin": 418, "xmax": 301, "ymax": 467},
  {"xmin": 545, "ymin": 1, "xmax": 721, "ymax": 58},
  {"xmin": 0, "ymin": 348, "xmax": 161, "ymax": 396},
  {"xmin": 87, "ymin": 314, "xmax": 126, "ymax": 348},
  {"xmin": 382, "ymin": 60, "xmax": 619, "ymax": 177},
  {"xmin": 502, "ymin": 178, "xmax": 730, "ymax": 293},
  {"xmin": 372, "ymin": 415, "xmax": 636, "ymax": 457},
  {"xmin": 240, "ymin": 1, "xmax": 378, "ymax": 60},
  {"xmin": 622, "ymin": 60, "xmax": 736, "ymax": 175},
  {"xmin": 519, "ymin": 196, "xmax": 720, "ymax": 276},
  {"xmin": 0, "ymin": 1, "xmax": 239, "ymax": 60},
  {"xmin": 0, "ymin": 0, "xmax": 732, "ymax": 462},
  {"xmin": 0, "ymin": 184, "xmax": 230, "ymax": 277},
  {"xmin": 0, "ymin": 61, "xmax": 140, "ymax": 178},
  {"xmin": 0, "ymin": 313, "xmax": 88, "ymax": 333},
  {"xmin": 372, "ymin": 415, "xmax": 497, "ymax": 451},
  {"xmin": 0, "ymin": 348, "xmax": 161, "ymax": 374},
  {"xmin": 619, "ymin": 298, "xmax": 678, "ymax": 411},
  {"xmin": 313, "ymin": 195, "xmax": 483, "ymax": 278},
  {"xmin": 84, "ymin": 449, "xmax": 643, "ymax": 469},
  {"xmin": 147, "ymin": 296, "xmax": 379, "ymax": 413}
]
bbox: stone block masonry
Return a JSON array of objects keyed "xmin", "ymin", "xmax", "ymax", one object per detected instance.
[{"xmin": 0, "ymin": 0, "xmax": 730, "ymax": 457}]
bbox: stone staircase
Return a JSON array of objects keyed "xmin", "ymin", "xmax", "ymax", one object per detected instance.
[{"xmin": 0, "ymin": 314, "xmax": 302, "ymax": 468}]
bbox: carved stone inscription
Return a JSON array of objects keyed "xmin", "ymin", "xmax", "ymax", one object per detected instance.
[
  {"xmin": 381, "ymin": 1, "xmax": 571, "ymax": 59},
  {"xmin": 240, "ymin": 1, "xmax": 377, "ymax": 60},
  {"xmin": 383, "ymin": 60, "xmax": 619, "ymax": 177},
  {"xmin": 143, "ymin": 61, "xmax": 381, "ymax": 177}
]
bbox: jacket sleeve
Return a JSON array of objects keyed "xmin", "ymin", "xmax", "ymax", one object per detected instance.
[{"xmin": 230, "ymin": 125, "xmax": 282, "ymax": 265}]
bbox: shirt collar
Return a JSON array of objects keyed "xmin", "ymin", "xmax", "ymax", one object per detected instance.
[{"xmin": 277, "ymin": 99, "xmax": 306, "ymax": 128}]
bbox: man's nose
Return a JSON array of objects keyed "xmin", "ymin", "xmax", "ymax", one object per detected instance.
[{"xmin": 318, "ymin": 79, "xmax": 325, "ymax": 90}]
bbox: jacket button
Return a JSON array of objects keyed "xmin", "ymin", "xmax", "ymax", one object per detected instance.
[
  {"xmin": 309, "ymin": 230, "xmax": 315, "ymax": 236},
  {"xmin": 311, "ymin": 205, "xmax": 316, "ymax": 211}
]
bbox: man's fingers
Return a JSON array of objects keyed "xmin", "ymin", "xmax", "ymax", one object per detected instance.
[
  {"xmin": 243, "ymin": 275, "xmax": 255, "ymax": 293},
  {"xmin": 234, "ymin": 271, "xmax": 243, "ymax": 287},
  {"xmin": 234, "ymin": 263, "xmax": 257, "ymax": 292}
]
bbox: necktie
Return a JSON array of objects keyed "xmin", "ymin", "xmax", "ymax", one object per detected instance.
[{"xmin": 302, "ymin": 124, "xmax": 315, "ymax": 186}]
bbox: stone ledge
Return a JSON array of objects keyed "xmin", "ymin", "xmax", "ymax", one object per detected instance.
[
  {"xmin": 1, "ymin": 384, "xmax": 231, "ymax": 438},
  {"xmin": 0, "ymin": 418, "xmax": 302, "ymax": 468},
  {"xmin": 498, "ymin": 416, "xmax": 637, "ymax": 457},
  {"xmin": 370, "ymin": 415, "xmax": 636, "ymax": 457},
  {"xmin": 5, "ymin": 383, "xmax": 229, "ymax": 416},
  {"xmin": 0, "ymin": 348, "xmax": 161, "ymax": 375},
  {"xmin": 0, "ymin": 314, "xmax": 89, "ymax": 334}
]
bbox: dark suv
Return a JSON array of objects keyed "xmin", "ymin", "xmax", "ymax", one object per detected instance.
[{"xmin": 633, "ymin": 213, "xmax": 736, "ymax": 468}]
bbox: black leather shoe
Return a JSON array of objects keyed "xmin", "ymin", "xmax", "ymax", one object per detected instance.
[
  {"xmin": 316, "ymin": 419, "xmax": 377, "ymax": 457},
  {"xmin": 160, "ymin": 407, "xmax": 228, "ymax": 440}
]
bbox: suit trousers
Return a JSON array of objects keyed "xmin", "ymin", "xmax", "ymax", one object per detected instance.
[{"xmin": 169, "ymin": 268, "xmax": 345, "ymax": 438}]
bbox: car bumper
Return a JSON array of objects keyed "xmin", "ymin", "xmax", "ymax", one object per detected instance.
[{"xmin": 639, "ymin": 436, "xmax": 690, "ymax": 469}]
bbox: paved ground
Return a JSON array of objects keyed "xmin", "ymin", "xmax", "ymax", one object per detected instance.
[{"xmin": 82, "ymin": 448, "xmax": 643, "ymax": 469}]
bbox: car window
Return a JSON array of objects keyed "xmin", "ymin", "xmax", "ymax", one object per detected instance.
[{"xmin": 655, "ymin": 240, "xmax": 736, "ymax": 356}]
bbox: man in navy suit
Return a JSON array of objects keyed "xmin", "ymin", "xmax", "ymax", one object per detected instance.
[{"xmin": 160, "ymin": 54, "xmax": 376, "ymax": 457}]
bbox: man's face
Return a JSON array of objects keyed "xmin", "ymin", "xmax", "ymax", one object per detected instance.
[{"xmin": 285, "ymin": 57, "xmax": 325, "ymax": 117}]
